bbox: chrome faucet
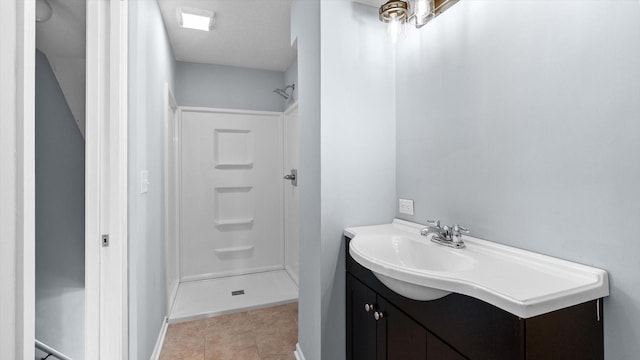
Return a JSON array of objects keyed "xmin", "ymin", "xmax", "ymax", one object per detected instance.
[
  {"xmin": 419, "ymin": 219, "xmax": 443, "ymax": 237},
  {"xmin": 420, "ymin": 220, "xmax": 469, "ymax": 249}
]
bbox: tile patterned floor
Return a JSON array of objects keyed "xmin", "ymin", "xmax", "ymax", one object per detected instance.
[{"xmin": 160, "ymin": 302, "xmax": 298, "ymax": 360}]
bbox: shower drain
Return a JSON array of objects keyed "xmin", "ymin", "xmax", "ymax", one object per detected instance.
[{"xmin": 231, "ymin": 290, "xmax": 245, "ymax": 296}]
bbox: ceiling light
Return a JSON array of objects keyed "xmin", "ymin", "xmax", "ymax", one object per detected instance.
[
  {"xmin": 178, "ymin": 8, "xmax": 214, "ymax": 32},
  {"xmin": 36, "ymin": 0, "xmax": 53, "ymax": 22}
]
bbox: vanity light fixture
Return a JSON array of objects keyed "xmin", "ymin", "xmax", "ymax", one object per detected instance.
[
  {"xmin": 378, "ymin": 0, "xmax": 408, "ymax": 43},
  {"xmin": 178, "ymin": 7, "xmax": 215, "ymax": 32},
  {"xmin": 379, "ymin": 0, "xmax": 459, "ymax": 36},
  {"xmin": 413, "ymin": 0, "xmax": 434, "ymax": 26}
]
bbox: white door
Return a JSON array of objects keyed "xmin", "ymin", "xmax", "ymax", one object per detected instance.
[
  {"xmin": 164, "ymin": 84, "xmax": 179, "ymax": 313},
  {"xmin": 180, "ymin": 108, "xmax": 284, "ymax": 281},
  {"xmin": 283, "ymin": 104, "xmax": 299, "ymax": 285}
]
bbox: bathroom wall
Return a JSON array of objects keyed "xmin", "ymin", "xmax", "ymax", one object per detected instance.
[
  {"xmin": 395, "ymin": 1, "xmax": 640, "ymax": 358},
  {"xmin": 291, "ymin": 1, "xmax": 397, "ymax": 359},
  {"xmin": 290, "ymin": 1, "xmax": 322, "ymax": 358},
  {"xmin": 128, "ymin": 0, "xmax": 176, "ymax": 358},
  {"xmin": 35, "ymin": 50, "xmax": 85, "ymax": 360},
  {"xmin": 320, "ymin": 3, "xmax": 396, "ymax": 360},
  {"xmin": 175, "ymin": 61, "xmax": 285, "ymax": 111}
]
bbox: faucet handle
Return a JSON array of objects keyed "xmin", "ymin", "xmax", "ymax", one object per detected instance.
[
  {"xmin": 452, "ymin": 224, "xmax": 469, "ymax": 239},
  {"xmin": 451, "ymin": 224, "xmax": 469, "ymax": 244},
  {"xmin": 453, "ymin": 224, "xmax": 469, "ymax": 234},
  {"xmin": 426, "ymin": 219, "xmax": 441, "ymax": 228}
]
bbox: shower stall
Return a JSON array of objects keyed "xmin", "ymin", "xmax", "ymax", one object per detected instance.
[{"xmin": 166, "ymin": 103, "xmax": 300, "ymax": 322}]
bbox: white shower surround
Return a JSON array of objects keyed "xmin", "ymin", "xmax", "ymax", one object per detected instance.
[
  {"xmin": 179, "ymin": 107, "xmax": 285, "ymax": 281},
  {"xmin": 167, "ymin": 106, "xmax": 300, "ymax": 320}
]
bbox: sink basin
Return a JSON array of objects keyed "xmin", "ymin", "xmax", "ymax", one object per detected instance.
[
  {"xmin": 346, "ymin": 219, "xmax": 610, "ymax": 318},
  {"xmin": 367, "ymin": 235, "xmax": 477, "ymax": 272},
  {"xmin": 352, "ymin": 235, "xmax": 478, "ymax": 300}
]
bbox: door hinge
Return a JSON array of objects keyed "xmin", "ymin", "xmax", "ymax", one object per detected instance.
[{"xmin": 102, "ymin": 234, "xmax": 110, "ymax": 247}]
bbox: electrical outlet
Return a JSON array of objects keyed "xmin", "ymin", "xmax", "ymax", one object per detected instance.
[{"xmin": 398, "ymin": 198, "xmax": 414, "ymax": 215}]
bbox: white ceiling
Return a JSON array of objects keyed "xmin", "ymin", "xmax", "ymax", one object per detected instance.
[
  {"xmin": 36, "ymin": 0, "xmax": 86, "ymax": 58},
  {"xmin": 352, "ymin": 0, "xmax": 385, "ymax": 7},
  {"xmin": 158, "ymin": 0, "xmax": 297, "ymax": 72},
  {"xmin": 36, "ymin": 0, "xmax": 87, "ymax": 137}
]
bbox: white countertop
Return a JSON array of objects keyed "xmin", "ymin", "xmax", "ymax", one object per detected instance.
[{"xmin": 346, "ymin": 219, "xmax": 610, "ymax": 318}]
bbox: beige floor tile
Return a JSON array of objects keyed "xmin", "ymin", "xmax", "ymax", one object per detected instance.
[
  {"xmin": 205, "ymin": 345, "xmax": 261, "ymax": 360},
  {"xmin": 161, "ymin": 319, "xmax": 206, "ymax": 359},
  {"xmin": 255, "ymin": 332, "xmax": 297, "ymax": 357},
  {"xmin": 281, "ymin": 302, "xmax": 298, "ymax": 314},
  {"xmin": 206, "ymin": 330, "xmax": 256, "ymax": 350},
  {"xmin": 160, "ymin": 343, "xmax": 205, "ymax": 360},
  {"xmin": 253, "ymin": 316, "xmax": 297, "ymax": 338},
  {"xmin": 261, "ymin": 354, "xmax": 296, "ymax": 360},
  {"xmin": 207, "ymin": 313, "xmax": 255, "ymax": 337},
  {"xmin": 161, "ymin": 303, "xmax": 298, "ymax": 360},
  {"xmin": 160, "ymin": 350, "xmax": 204, "ymax": 360}
]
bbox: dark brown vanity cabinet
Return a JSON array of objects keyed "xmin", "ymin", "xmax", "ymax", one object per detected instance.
[
  {"xmin": 345, "ymin": 236, "xmax": 604, "ymax": 360},
  {"xmin": 347, "ymin": 274, "xmax": 465, "ymax": 360}
]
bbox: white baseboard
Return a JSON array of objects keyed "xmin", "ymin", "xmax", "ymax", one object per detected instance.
[
  {"xmin": 285, "ymin": 264, "xmax": 299, "ymax": 286},
  {"xmin": 294, "ymin": 343, "xmax": 306, "ymax": 360},
  {"xmin": 168, "ymin": 279, "xmax": 179, "ymax": 316},
  {"xmin": 150, "ymin": 317, "xmax": 169, "ymax": 360}
]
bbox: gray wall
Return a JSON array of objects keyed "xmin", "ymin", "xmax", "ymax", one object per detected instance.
[
  {"xmin": 396, "ymin": 1, "xmax": 640, "ymax": 358},
  {"xmin": 319, "ymin": 2, "xmax": 396, "ymax": 360},
  {"xmin": 175, "ymin": 61, "xmax": 285, "ymax": 111},
  {"xmin": 35, "ymin": 50, "xmax": 85, "ymax": 360},
  {"xmin": 291, "ymin": 1, "xmax": 322, "ymax": 359},
  {"xmin": 128, "ymin": 0, "xmax": 176, "ymax": 358},
  {"xmin": 291, "ymin": 1, "xmax": 397, "ymax": 359}
]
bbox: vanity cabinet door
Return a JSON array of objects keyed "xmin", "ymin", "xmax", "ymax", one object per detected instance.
[
  {"xmin": 346, "ymin": 274, "xmax": 378, "ymax": 360},
  {"xmin": 377, "ymin": 297, "xmax": 427, "ymax": 360},
  {"xmin": 427, "ymin": 332, "xmax": 467, "ymax": 360}
]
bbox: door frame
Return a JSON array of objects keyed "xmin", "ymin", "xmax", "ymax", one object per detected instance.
[
  {"xmin": 1, "ymin": 0, "xmax": 128, "ymax": 358},
  {"xmin": 164, "ymin": 83, "xmax": 179, "ymax": 315},
  {"xmin": 283, "ymin": 102, "xmax": 299, "ymax": 286},
  {"xmin": 0, "ymin": 0, "xmax": 35, "ymax": 358},
  {"xmin": 85, "ymin": 0, "xmax": 129, "ymax": 359}
]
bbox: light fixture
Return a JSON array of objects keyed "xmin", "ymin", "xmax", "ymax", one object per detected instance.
[
  {"xmin": 178, "ymin": 7, "xmax": 215, "ymax": 32},
  {"xmin": 379, "ymin": 0, "xmax": 459, "ymax": 36},
  {"xmin": 36, "ymin": 0, "xmax": 53, "ymax": 23},
  {"xmin": 413, "ymin": 0, "xmax": 434, "ymax": 27},
  {"xmin": 379, "ymin": 0, "xmax": 409, "ymax": 23},
  {"xmin": 379, "ymin": 0, "xmax": 408, "ymax": 43}
]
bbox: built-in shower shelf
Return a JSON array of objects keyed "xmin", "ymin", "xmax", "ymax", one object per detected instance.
[
  {"xmin": 214, "ymin": 245, "xmax": 255, "ymax": 254},
  {"xmin": 214, "ymin": 217, "xmax": 254, "ymax": 226},
  {"xmin": 214, "ymin": 162, "xmax": 254, "ymax": 169}
]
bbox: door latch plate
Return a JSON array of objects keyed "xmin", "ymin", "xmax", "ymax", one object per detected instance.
[{"xmin": 102, "ymin": 234, "xmax": 109, "ymax": 247}]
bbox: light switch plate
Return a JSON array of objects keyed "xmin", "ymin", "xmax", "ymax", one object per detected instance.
[{"xmin": 399, "ymin": 198, "xmax": 414, "ymax": 215}]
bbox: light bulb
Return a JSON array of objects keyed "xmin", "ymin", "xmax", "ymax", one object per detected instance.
[
  {"xmin": 414, "ymin": 0, "xmax": 432, "ymax": 26},
  {"xmin": 387, "ymin": 14, "xmax": 401, "ymax": 43}
]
